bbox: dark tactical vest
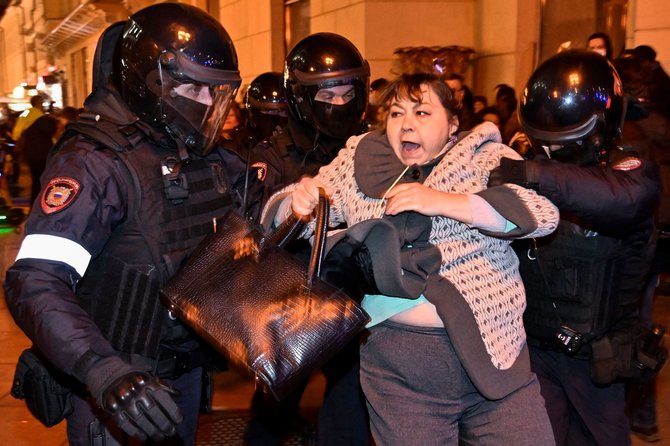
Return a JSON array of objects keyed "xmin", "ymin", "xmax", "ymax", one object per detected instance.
[
  {"xmin": 519, "ymin": 219, "xmax": 654, "ymax": 355},
  {"xmin": 270, "ymin": 130, "xmax": 332, "ymax": 180},
  {"xmin": 61, "ymin": 119, "xmax": 235, "ymax": 359}
]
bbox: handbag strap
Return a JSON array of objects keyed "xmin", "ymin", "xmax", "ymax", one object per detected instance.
[
  {"xmin": 268, "ymin": 214, "xmax": 305, "ymax": 249},
  {"xmin": 308, "ymin": 189, "xmax": 329, "ymax": 287},
  {"xmin": 263, "ymin": 188, "xmax": 329, "ymax": 288}
]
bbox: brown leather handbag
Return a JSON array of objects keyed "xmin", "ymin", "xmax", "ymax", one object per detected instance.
[{"xmin": 160, "ymin": 192, "xmax": 369, "ymax": 400}]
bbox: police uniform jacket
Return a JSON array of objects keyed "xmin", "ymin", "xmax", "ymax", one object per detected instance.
[{"xmin": 3, "ymin": 84, "xmax": 250, "ymax": 382}]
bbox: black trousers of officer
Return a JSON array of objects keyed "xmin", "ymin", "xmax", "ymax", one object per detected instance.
[{"xmin": 530, "ymin": 346, "xmax": 630, "ymax": 446}]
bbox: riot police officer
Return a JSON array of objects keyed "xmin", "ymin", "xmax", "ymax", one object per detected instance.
[
  {"xmin": 489, "ymin": 50, "xmax": 661, "ymax": 446},
  {"xmin": 245, "ymin": 32, "xmax": 370, "ymax": 446},
  {"xmin": 220, "ymin": 72, "xmax": 289, "ymax": 218},
  {"xmin": 221, "ymin": 71, "xmax": 288, "ymax": 161},
  {"xmin": 246, "ymin": 71, "xmax": 289, "ymax": 142},
  {"xmin": 4, "ymin": 4, "xmax": 249, "ymax": 445},
  {"xmin": 249, "ymin": 32, "xmax": 370, "ymax": 207}
]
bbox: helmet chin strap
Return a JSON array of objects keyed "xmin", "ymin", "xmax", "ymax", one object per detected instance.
[
  {"xmin": 158, "ymin": 124, "xmax": 192, "ymax": 202},
  {"xmin": 163, "ymin": 123, "xmax": 192, "ymax": 162},
  {"xmin": 176, "ymin": 137, "xmax": 191, "ymax": 163}
]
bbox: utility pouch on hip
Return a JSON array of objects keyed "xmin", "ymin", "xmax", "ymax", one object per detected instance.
[
  {"xmin": 590, "ymin": 334, "xmax": 634, "ymax": 385},
  {"xmin": 11, "ymin": 347, "xmax": 74, "ymax": 427}
]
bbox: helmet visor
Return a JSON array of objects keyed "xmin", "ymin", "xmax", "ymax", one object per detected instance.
[{"xmin": 160, "ymin": 73, "xmax": 238, "ymax": 155}]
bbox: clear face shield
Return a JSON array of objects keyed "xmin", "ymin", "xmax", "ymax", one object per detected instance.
[{"xmin": 156, "ymin": 51, "xmax": 241, "ymax": 156}]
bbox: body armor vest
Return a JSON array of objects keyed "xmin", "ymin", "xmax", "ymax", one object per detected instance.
[
  {"xmin": 65, "ymin": 120, "xmax": 234, "ymax": 358},
  {"xmin": 519, "ymin": 219, "xmax": 654, "ymax": 353}
]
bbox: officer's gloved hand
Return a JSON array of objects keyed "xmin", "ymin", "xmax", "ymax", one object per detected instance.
[
  {"xmin": 487, "ymin": 157, "xmax": 540, "ymax": 190},
  {"xmin": 85, "ymin": 356, "xmax": 183, "ymax": 442}
]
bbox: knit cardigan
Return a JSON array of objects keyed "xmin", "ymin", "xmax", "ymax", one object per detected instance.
[{"xmin": 263, "ymin": 122, "xmax": 559, "ymax": 395}]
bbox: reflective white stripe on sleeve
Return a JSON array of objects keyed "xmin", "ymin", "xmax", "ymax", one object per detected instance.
[{"xmin": 15, "ymin": 234, "xmax": 92, "ymax": 277}]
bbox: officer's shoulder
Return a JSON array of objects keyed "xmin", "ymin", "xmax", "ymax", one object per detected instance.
[
  {"xmin": 49, "ymin": 132, "xmax": 126, "ymax": 180},
  {"xmin": 269, "ymin": 127, "xmax": 295, "ymax": 151},
  {"xmin": 253, "ymin": 131, "xmax": 291, "ymax": 156},
  {"xmin": 54, "ymin": 131, "xmax": 116, "ymax": 157}
]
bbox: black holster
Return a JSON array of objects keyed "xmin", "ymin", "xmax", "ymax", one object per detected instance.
[
  {"xmin": 11, "ymin": 347, "xmax": 75, "ymax": 427},
  {"xmin": 590, "ymin": 334, "xmax": 634, "ymax": 385}
]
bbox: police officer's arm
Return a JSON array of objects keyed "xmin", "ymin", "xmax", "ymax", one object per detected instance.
[
  {"xmin": 4, "ymin": 146, "xmax": 127, "ymax": 374},
  {"xmin": 3, "ymin": 145, "xmax": 182, "ymax": 441},
  {"xmin": 489, "ymin": 156, "xmax": 660, "ymax": 234}
]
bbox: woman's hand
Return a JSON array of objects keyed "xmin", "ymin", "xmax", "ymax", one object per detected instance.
[
  {"xmin": 291, "ymin": 177, "xmax": 333, "ymax": 217},
  {"xmin": 384, "ymin": 183, "xmax": 472, "ymax": 223}
]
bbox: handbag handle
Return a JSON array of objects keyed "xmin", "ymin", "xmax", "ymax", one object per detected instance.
[
  {"xmin": 308, "ymin": 189, "xmax": 329, "ymax": 288},
  {"xmin": 268, "ymin": 214, "xmax": 306, "ymax": 249},
  {"xmin": 265, "ymin": 188, "xmax": 329, "ymax": 288}
]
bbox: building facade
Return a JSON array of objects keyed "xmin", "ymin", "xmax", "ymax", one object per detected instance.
[{"xmin": 0, "ymin": 0, "xmax": 668, "ymax": 111}]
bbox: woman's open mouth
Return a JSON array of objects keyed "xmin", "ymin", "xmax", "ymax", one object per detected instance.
[{"xmin": 401, "ymin": 141, "xmax": 421, "ymax": 153}]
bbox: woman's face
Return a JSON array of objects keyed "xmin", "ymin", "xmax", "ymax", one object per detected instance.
[
  {"xmin": 588, "ymin": 37, "xmax": 608, "ymax": 58},
  {"xmin": 445, "ymin": 79, "xmax": 465, "ymax": 106},
  {"xmin": 386, "ymin": 84, "xmax": 457, "ymax": 166}
]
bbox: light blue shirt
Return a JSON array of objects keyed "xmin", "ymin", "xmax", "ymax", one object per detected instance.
[{"xmin": 361, "ymin": 293, "xmax": 430, "ymax": 328}]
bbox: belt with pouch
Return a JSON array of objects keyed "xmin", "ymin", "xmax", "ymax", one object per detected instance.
[{"xmin": 153, "ymin": 346, "xmax": 211, "ymax": 380}]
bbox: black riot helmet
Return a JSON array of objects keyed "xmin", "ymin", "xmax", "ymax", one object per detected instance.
[
  {"xmin": 519, "ymin": 50, "xmax": 625, "ymax": 165},
  {"xmin": 284, "ymin": 33, "xmax": 370, "ymax": 139},
  {"xmin": 115, "ymin": 3, "xmax": 241, "ymax": 156},
  {"xmin": 245, "ymin": 72, "xmax": 288, "ymax": 139}
]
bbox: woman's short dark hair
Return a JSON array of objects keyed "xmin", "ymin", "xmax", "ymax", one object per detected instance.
[{"xmin": 377, "ymin": 73, "xmax": 458, "ymax": 126}]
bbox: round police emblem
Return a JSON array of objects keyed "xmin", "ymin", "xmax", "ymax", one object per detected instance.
[
  {"xmin": 41, "ymin": 177, "xmax": 82, "ymax": 215},
  {"xmin": 251, "ymin": 162, "xmax": 268, "ymax": 182}
]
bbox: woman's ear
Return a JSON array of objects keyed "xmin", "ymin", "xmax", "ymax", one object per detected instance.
[{"xmin": 449, "ymin": 115, "xmax": 460, "ymax": 133}]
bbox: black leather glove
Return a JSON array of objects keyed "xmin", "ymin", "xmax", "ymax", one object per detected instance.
[
  {"xmin": 85, "ymin": 356, "xmax": 183, "ymax": 442},
  {"xmin": 487, "ymin": 157, "xmax": 539, "ymax": 190}
]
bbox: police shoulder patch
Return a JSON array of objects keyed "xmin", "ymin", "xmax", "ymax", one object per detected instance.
[
  {"xmin": 41, "ymin": 177, "xmax": 82, "ymax": 215},
  {"xmin": 251, "ymin": 162, "xmax": 268, "ymax": 182}
]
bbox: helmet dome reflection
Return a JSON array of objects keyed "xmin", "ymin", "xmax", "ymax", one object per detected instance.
[
  {"xmin": 245, "ymin": 72, "xmax": 288, "ymax": 140},
  {"xmin": 519, "ymin": 50, "xmax": 625, "ymax": 164}
]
